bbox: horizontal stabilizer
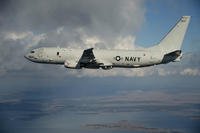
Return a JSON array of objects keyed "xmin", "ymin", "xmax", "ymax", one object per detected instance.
[{"xmin": 161, "ymin": 50, "xmax": 182, "ymax": 63}]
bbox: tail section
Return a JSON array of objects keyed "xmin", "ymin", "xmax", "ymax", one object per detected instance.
[{"xmin": 150, "ymin": 16, "xmax": 191, "ymax": 53}]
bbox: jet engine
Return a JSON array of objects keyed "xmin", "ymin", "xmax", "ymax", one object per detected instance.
[{"xmin": 64, "ymin": 60, "xmax": 80, "ymax": 69}]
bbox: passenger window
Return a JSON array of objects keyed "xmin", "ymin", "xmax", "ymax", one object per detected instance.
[{"xmin": 31, "ymin": 51, "xmax": 35, "ymax": 53}]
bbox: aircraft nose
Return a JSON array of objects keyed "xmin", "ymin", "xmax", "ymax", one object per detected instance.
[
  {"xmin": 24, "ymin": 54, "xmax": 33, "ymax": 62},
  {"xmin": 24, "ymin": 54, "xmax": 29, "ymax": 59},
  {"xmin": 24, "ymin": 53, "xmax": 34, "ymax": 61},
  {"xmin": 24, "ymin": 54, "xmax": 28, "ymax": 59},
  {"xmin": 24, "ymin": 52, "xmax": 39, "ymax": 62}
]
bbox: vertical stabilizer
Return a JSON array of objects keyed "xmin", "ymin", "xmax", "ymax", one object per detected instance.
[{"xmin": 150, "ymin": 16, "xmax": 191, "ymax": 53}]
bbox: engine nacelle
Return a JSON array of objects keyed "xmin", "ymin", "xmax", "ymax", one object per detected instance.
[{"xmin": 64, "ymin": 60, "xmax": 80, "ymax": 69}]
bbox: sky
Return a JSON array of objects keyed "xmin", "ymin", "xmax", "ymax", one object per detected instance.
[{"xmin": 0, "ymin": 0, "xmax": 200, "ymax": 132}]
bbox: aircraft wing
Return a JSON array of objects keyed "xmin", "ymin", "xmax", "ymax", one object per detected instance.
[
  {"xmin": 80, "ymin": 48, "xmax": 96, "ymax": 63},
  {"xmin": 79, "ymin": 48, "xmax": 112, "ymax": 69},
  {"xmin": 79, "ymin": 48, "xmax": 101, "ymax": 65}
]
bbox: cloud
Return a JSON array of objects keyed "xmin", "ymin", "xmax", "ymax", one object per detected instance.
[
  {"xmin": 157, "ymin": 68, "xmax": 177, "ymax": 76},
  {"xmin": 180, "ymin": 68, "xmax": 200, "ymax": 76},
  {"xmin": 0, "ymin": 0, "xmax": 145, "ymax": 34},
  {"xmin": 0, "ymin": 31, "xmax": 47, "ymax": 76},
  {"xmin": 68, "ymin": 67, "xmax": 155, "ymax": 77},
  {"xmin": 0, "ymin": 0, "xmax": 146, "ymax": 77},
  {"xmin": 4, "ymin": 32, "xmax": 30, "ymax": 41}
]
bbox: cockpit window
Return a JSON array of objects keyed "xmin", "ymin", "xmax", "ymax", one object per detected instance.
[{"xmin": 31, "ymin": 51, "xmax": 35, "ymax": 53}]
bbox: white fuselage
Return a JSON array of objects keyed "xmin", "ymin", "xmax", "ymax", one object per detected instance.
[{"xmin": 25, "ymin": 47, "xmax": 164, "ymax": 69}]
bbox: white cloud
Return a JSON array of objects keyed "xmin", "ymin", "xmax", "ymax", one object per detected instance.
[
  {"xmin": 180, "ymin": 68, "xmax": 200, "ymax": 76},
  {"xmin": 66, "ymin": 67, "xmax": 155, "ymax": 77},
  {"xmin": 26, "ymin": 33, "xmax": 47, "ymax": 50},
  {"xmin": 3, "ymin": 31, "xmax": 47, "ymax": 50},
  {"xmin": 56, "ymin": 26, "xmax": 64, "ymax": 35},
  {"xmin": 157, "ymin": 68, "xmax": 177, "ymax": 76},
  {"xmin": 4, "ymin": 32, "xmax": 32, "ymax": 41},
  {"xmin": 0, "ymin": 0, "xmax": 147, "ymax": 77},
  {"xmin": 114, "ymin": 36, "xmax": 136, "ymax": 50}
]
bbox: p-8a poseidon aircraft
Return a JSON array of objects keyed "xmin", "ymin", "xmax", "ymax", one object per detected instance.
[{"xmin": 25, "ymin": 16, "xmax": 190, "ymax": 70}]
